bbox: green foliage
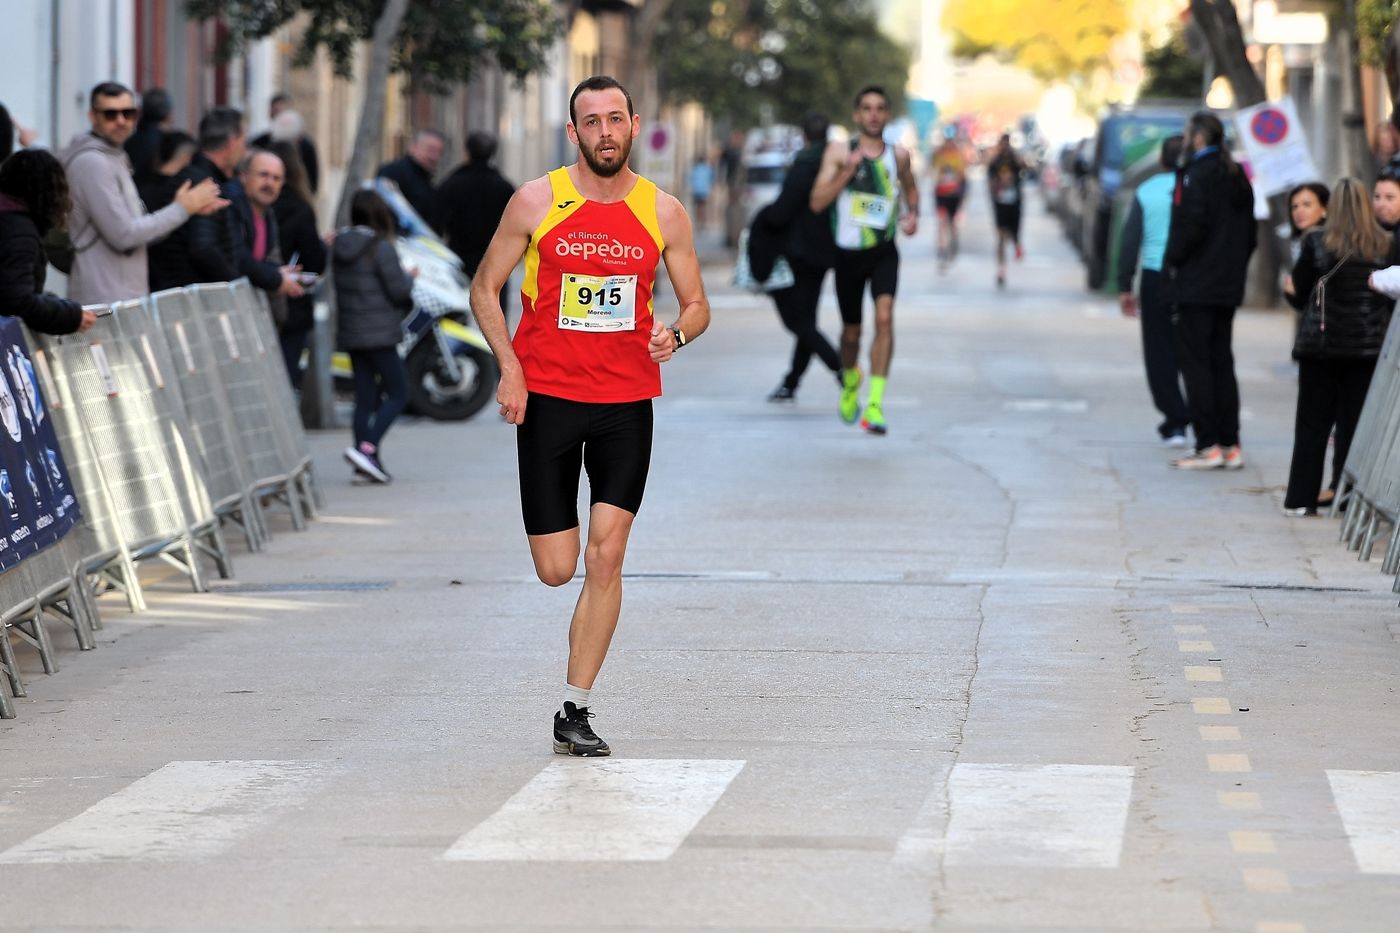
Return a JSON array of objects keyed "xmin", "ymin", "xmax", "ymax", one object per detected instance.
[
  {"xmin": 1358, "ymin": 0, "xmax": 1400, "ymax": 66},
  {"xmin": 654, "ymin": 0, "xmax": 912, "ymax": 129},
  {"xmin": 1139, "ymin": 28, "xmax": 1201, "ymax": 101},
  {"xmin": 185, "ymin": 0, "xmax": 562, "ymax": 92}
]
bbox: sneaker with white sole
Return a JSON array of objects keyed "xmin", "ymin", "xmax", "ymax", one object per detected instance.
[
  {"xmin": 1170, "ymin": 445, "xmax": 1224, "ymax": 470},
  {"xmin": 1222, "ymin": 446, "xmax": 1245, "ymax": 470},
  {"xmin": 1161, "ymin": 432, "xmax": 1189, "ymax": 448},
  {"xmin": 344, "ymin": 444, "xmax": 390, "ymax": 483}
]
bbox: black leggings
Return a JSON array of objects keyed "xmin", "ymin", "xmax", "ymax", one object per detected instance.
[
  {"xmin": 349, "ymin": 346, "xmax": 408, "ymax": 449},
  {"xmin": 1284, "ymin": 357, "xmax": 1376, "ymax": 509},
  {"xmin": 771, "ymin": 261, "xmax": 839, "ymax": 390}
]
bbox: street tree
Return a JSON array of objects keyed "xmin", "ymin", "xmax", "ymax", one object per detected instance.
[
  {"xmin": 185, "ymin": 0, "xmax": 562, "ymax": 224},
  {"xmin": 941, "ymin": 0, "xmax": 1129, "ymax": 99},
  {"xmin": 653, "ymin": 0, "xmax": 912, "ymax": 130}
]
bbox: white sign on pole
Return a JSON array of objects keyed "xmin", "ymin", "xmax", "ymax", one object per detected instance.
[
  {"xmin": 637, "ymin": 122, "xmax": 675, "ymax": 191},
  {"xmin": 1231, "ymin": 96, "xmax": 1320, "ymax": 198}
]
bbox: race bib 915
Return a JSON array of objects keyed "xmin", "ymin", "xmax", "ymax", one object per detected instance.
[{"xmin": 559, "ymin": 273, "xmax": 638, "ymax": 332}]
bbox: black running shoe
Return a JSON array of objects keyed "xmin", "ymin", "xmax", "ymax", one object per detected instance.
[
  {"xmin": 553, "ymin": 702, "xmax": 611, "ymax": 757},
  {"xmin": 767, "ymin": 385, "xmax": 796, "ymax": 403}
]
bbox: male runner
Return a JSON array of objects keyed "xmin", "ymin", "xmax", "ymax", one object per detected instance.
[
  {"xmin": 810, "ymin": 85, "xmax": 918, "ymax": 435},
  {"xmin": 469, "ymin": 76, "xmax": 711, "ymax": 757},
  {"xmin": 931, "ymin": 130, "xmax": 967, "ymax": 273}
]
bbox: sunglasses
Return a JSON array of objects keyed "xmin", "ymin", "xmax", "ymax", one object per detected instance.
[{"xmin": 97, "ymin": 108, "xmax": 138, "ymax": 122}]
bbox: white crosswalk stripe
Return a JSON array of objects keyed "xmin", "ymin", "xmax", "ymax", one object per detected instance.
[
  {"xmin": 443, "ymin": 758, "xmax": 746, "ymax": 862},
  {"xmin": 1326, "ymin": 770, "xmax": 1400, "ymax": 874},
  {"xmin": 0, "ymin": 760, "xmax": 324, "ymax": 864},
  {"xmin": 895, "ymin": 763, "xmax": 1136, "ymax": 868}
]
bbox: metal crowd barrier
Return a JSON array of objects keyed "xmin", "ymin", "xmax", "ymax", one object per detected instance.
[
  {"xmin": 2, "ymin": 278, "xmax": 319, "ymax": 717},
  {"xmin": 1331, "ymin": 310, "xmax": 1400, "ymax": 592}
]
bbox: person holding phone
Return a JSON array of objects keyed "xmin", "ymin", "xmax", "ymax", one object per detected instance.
[{"xmin": 268, "ymin": 140, "xmax": 326, "ymax": 387}]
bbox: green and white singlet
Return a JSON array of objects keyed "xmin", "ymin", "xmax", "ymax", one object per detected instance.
[{"xmin": 832, "ymin": 143, "xmax": 899, "ymax": 251}]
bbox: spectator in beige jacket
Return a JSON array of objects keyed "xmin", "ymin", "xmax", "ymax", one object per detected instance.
[{"xmin": 58, "ymin": 82, "xmax": 225, "ymax": 304}]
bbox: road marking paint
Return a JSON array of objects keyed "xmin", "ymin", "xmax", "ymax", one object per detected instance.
[
  {"xmin": 895, "ymin": 763, "xmax": 1134, "ymax": 868},
  {"xmin": 1255, "ymin": 923, "xmax": 1306, "ymax": 933},
  {"xmin": 1218, "ymin": 791, "xmax": 1262, "ymax": 810},
  {"xmin": 0, "ymin": 760, "xmax": 323, "ymax": 863},
  {"xmin": 1242, "ymin": 867, "xmax": 1292, "ymax": 893},
  {"xmin": 1230, "ymin": 831, "xmax": 1277, "ymax": 854},
  {"xmin": 1174, "ymin": 624, "xmax": 1207, "ymax": 635},
  {"xmin": 1194, "ymin": 697, "xmax": 1232, "ymax": 715},
  {"xmin": 443, "ymin": 759, "xmax": 745, "ymax": 862},
  {"xmin": 1185, "ymin": 666, "xmax": 1224, "ymax": 682},
  {"xmin": 1209, "ymin": 754, "xmax": 1252, "ymax": 773},
  {"xmin": 1326, "ymin": 770, "xmax": 1400, "ymax": 874},
  {"xmin": 1200, "ymin": 726, "xmax": 1241, "ymax": 741},
  {"xmin": 1178, "ymin": 640, "xmax": 1215, "ymax": 652}
]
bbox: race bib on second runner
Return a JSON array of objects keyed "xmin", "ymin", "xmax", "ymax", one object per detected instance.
[
  {"xmin": 849, "ymin": 192, "xmax": 894, "ymax": 229},
  {"xmin": 558, "ymin": 273, "xmax": 638, "ymax": 332}
]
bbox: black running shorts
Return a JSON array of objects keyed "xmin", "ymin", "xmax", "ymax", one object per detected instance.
[
  {"xmin": 935, "ymin": 193, "xmax": 963, "ymax": 217},
  {"xmin": 994, "ymin": 202, "xmax": 1022, "ymax": 237},
  {"xmin": 834, "ymin": 241, "xmax": 900, "ymax": 326},
  {"xmin": 516, "ymin": 393, "xmax": 654, "ymax": 536}
]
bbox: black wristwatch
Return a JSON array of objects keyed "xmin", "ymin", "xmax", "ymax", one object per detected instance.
[{"xmin": 669, "ymin": 325, "xmax": 686, "ymax": 350}]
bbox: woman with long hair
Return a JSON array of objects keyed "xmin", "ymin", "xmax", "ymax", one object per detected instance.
[
  {"xmin": 332, "ymin": 188, "xmax": 416, "ymax": 483},
  {"xmin": 0, "ymin": 149, "xmax": 95, "ymax": 334},
  {"xmin": 1282, "ymin": 181, "xmax": 1329, "ymax": 300},
  {"xmin": 1283, "ymin": 177, "xmax": 1398, "ymax": 515},
  {"xmin": 267, "ymin": 139, "xmax": 326, "ymax": 388}
]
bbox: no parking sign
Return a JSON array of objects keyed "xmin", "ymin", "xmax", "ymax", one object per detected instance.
[{"xmin": 1232, "ymin": 96, "xmax": 1320, "ymax": 197}]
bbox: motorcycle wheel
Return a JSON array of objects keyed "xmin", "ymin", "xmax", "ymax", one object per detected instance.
[{"xmin": 405, "ymin": 338, "xmax": 499, "ymax": 421}]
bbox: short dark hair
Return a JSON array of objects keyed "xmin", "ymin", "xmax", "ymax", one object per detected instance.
[
  {"xmin": 1160, "ymin": 134, "xmax": 1184, "ymax": 169},
  {"xmin": 198, "ymin": 106, "xmax": 244, "ymax": 153},
  {"xmin": 0, "ymin": 148, "xmax": 71, "ymax": 236},
  {"xmin": 90, "ymin": 81, "xmax": 133, "ymax": 109},
  {"xmin": 413, "ymin": 129, "xmax": 445, "ymax": 146},
  {"xmin": 270, "ymin": 92, "xmax": 291, "ymax": 109},
  {"xmin": 569, "ymin": 76, "xmax": 634, "ymax": 126},
  {"xmin": 138, "ymin": 88, "xmax": 172, "ymax": 127},
  {"xmin": 157, "ymin": 129, "xmax": 196, "ymax": 166},
  {"xmin": 351, "ymin": 188, "xmax": 398, "ymax": 240},
  {"xmin": 466, "ymin": 130, "xmax": 498, "ymax": 164},
  {"xmin": 1287, "ymin": 181, "xmax": 1331, "ymax": 236},
  {"xmin": 1188, "ymin": 110, "xmax": 1225, "ymax": 148},
  {"xmin": 854, "ymin": 85, "xmax": 888, "ymax": 109},
  {"xmin": 800, "ymin": 112, "xmax": 829, "ymax": 145}
]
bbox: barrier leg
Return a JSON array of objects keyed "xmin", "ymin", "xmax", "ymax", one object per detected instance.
[
  {"xmin": 40, "ymin": 592, "xmax": 95, "ymax": 652},
  {"xmin": 97, "ymin": 551, "xmax": 148, "ymax": 614},
  {"xmin": 1382, "ymin": 522, "xmax": 1400, "ymax": 576},
  {"xmin": 10, "ymin": 606, "xmax": 59, "ymax": 675},
  {"xmin": 197, "ymin": 523, "xmax": 234, "ymax": 580},
  {"xmin": 1360, "ymin": 513, "xmax": 1383, "ymax": 563},
  {"xmin": 0, "ymin": 619, "xmax": 24, "ymax": 699},
  {"xmin": 296, "ymin": 465, "xmax": 320, "ymax": 520}
]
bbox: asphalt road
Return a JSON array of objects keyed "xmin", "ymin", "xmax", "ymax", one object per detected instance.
[{"xmin": 2, "ymin": 183, "xmax": 1399, "ymax": 932}]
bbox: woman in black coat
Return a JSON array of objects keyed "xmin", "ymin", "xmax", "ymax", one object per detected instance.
[
  {"xmin": 267, "ymin": 140, "xmax": 327, "ymax": 388},
  {"xmin": 0, "ymin": 150, "xmax": 95, "ymax": 335},
  {"xmin": 1284, "ymin": 177, "xmax": 1398, "ymax": 515}
]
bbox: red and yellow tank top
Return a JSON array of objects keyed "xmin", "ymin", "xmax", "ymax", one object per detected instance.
[{"xmin": 513, "ymin": 167, "xmax": 666, "ymax": 403}]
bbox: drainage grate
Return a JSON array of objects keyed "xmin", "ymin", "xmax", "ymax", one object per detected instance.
[
  {"xmin": 211, "ymin": 581, "xmax": 393, "ymax": 593},
  {"xmin": 1217, "ymin": 583, "xmax": 1366, "ymax": 594}
]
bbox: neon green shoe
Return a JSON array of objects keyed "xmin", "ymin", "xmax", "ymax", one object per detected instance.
[
  {"xmin": 839, "ymin": 369, "xmax": 862, "ymax": 424},
  {"xmin": 860, "ymin": 403, "xmax": 887, "ymax": 435}
]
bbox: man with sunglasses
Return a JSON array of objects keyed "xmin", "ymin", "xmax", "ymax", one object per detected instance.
[{"xmin": 60, "ymin": 82, "xmax": 226, "ymax": 305}]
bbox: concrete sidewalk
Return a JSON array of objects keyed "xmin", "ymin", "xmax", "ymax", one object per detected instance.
[{"xmin": 1, "ymin": 186, "xmax": 1398, "ymax": 932}]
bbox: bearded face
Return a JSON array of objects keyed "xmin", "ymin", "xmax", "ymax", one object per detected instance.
[
  {"xmin": 578, "ymin": 129, "xmax": 632, "ymax": 178},
  {"xmin": 570, "ymin": 89, "xmax": 636, "ymax": 178}
]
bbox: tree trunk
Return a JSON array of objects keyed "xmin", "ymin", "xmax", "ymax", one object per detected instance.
[
  {"xmin": 335, "ymin": 0, "xmax": 412, "ymax": 228},
  {"xmin": 627, "ymin": 0, "xmax": 671, "ymax": 123}
]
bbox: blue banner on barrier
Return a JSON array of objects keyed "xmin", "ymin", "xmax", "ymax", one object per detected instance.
[{"xmin": 0, "ymin": 317, "xmax": 80, "ymax": 572}]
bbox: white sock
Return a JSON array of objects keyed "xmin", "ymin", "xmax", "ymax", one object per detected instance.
[{"xmin": 563, "ymin": 683, "xmax": 591, "ymax": 714}]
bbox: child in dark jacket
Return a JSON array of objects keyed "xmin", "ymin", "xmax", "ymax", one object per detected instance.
[{"xmin": 333, "ymin": 189, "xmax": 415, "ymax": 483}]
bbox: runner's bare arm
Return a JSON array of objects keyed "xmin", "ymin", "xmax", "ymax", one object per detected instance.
[
  {"xmin": 810, "ymin": 141, "xmax": 859, "ymax": 213},
  {"xmin": 896, "ymin": 146, "xmax": 919, "ymax": 235},
  {"xmin": 470, "ymin": 176, "xmax": 551, "ymax": 425},
  {"xmin": 650, "ymin": 191, "xmax": 710, "ymax": 363}
]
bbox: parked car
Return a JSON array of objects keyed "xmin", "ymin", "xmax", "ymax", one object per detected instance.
[
  {"xmin": 1081, "ymin": 103, "xmax": 1196, "ymax": 290},
  {"xmin": 1059, "ymin": 137, "xmax": 1094, "ymax": 254}
]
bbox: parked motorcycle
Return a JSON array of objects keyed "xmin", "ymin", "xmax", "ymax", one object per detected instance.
[{"xmin": 329, "ymin": 180, "xmax": 498, "ymax": 421}]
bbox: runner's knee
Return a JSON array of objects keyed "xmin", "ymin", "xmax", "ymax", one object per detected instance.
[{"xmin": 584, "ymin": 537, "xmax": 627, "ymax": 581}]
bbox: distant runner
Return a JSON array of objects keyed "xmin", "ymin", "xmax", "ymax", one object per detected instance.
[
  {"xmin": 931, "ymin": 131, "xmax": 966, "ymax": 273},
  {"xmin": 810, "ymin": 84, "xmax": 919, "ymax": 435},
  {"xmin": 986, "ymin": 133, "xmax": 1026, "ymax": 289}
]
